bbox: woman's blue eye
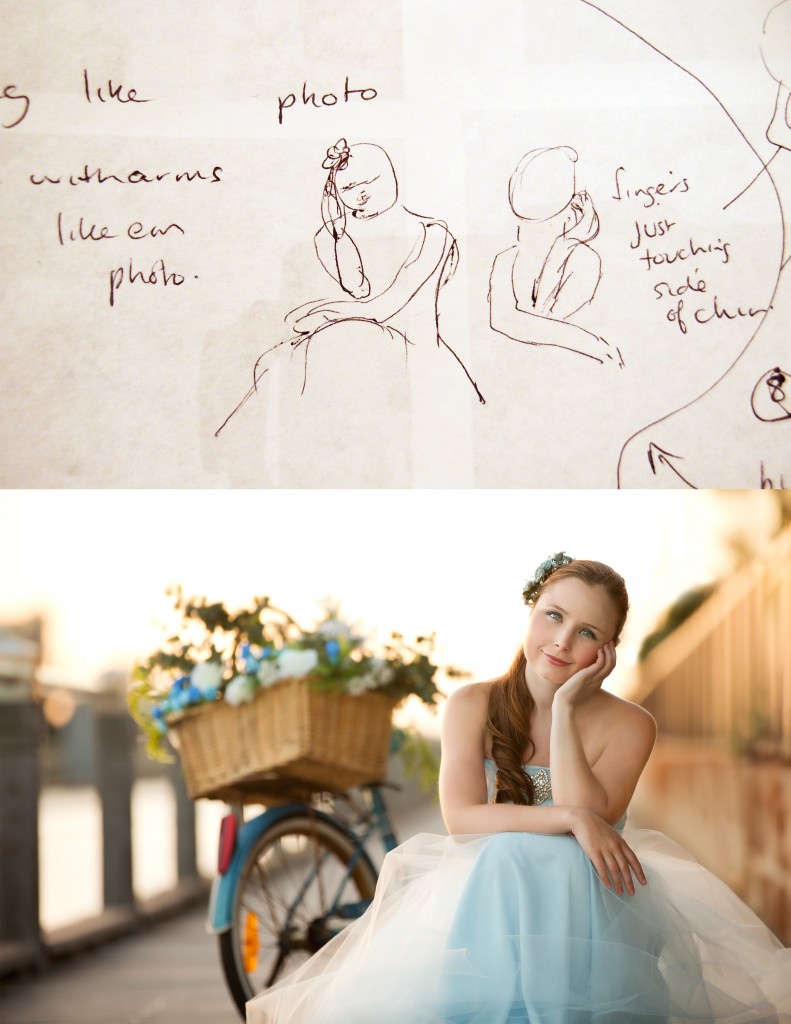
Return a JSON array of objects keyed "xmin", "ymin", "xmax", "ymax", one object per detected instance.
[
  {"xmin": 581, "ymin": 629, "xmax": 596, "ymax": 640},
  {"xmin": 547, "ymin": 610, "xmax": 561, "ymax": 620}
]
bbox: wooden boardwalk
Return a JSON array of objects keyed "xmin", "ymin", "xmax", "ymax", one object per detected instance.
[
  {"xmin": 0, "ymin": 792, "xmax": 444, "ymax": 1024},
  {"xmin": 0, "ymin": 904, "xmax": 238, "ymax": 1024}
]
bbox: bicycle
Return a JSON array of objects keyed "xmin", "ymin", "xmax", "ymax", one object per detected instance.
[{"xmin": 207, "ymin": 781, "xmax": 399, "ymax": 1019}]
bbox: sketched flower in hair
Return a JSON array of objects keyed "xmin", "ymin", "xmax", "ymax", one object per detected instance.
[
  {"xmin": 322, "ymin": 138, "xmax": 351, "ymax": 172},
  {"xmin": 522, "ymin": 551, "xmax": 573, "ymax": 605}
]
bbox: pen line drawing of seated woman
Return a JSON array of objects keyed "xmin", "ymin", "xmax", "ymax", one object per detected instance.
[
  {"xmin": 215, "ymin": 138, "xmax": 483, "ymax": 438},
  {"xmin": 488, "ymin": 145, "xmax": 623, "ymax": 367}
]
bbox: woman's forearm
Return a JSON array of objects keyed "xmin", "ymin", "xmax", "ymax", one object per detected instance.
[
  {"xmin": 549, "ymin": 699, "xmax": 611, "ymax": 820},
  {"xmin": 489, "ymin": 252, "xmax": 607, "ymax": 360},
  {"xmin": 356, "ymin": 222, "xmax": 450, "ymax": 323},
  {"xmin": 443, "ymin": 799, "xmax": 577, "ymax": 837}
]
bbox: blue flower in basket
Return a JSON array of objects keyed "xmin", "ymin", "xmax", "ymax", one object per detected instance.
[
  {"xmin": 240, "ymin": 644, "xmax": 262, "ymax": 675},
  {"xmin": 325, "ymin": 639, "xmax": 341, "ymax": 664},
  {"xmin": 151, "ymin": 705, "xmax": 170, "ymax": 732}
]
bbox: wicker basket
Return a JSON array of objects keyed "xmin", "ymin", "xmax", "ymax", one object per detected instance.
[{"xmin": 166, "ymin": 675, "xmax": 397, "ymax": 803}]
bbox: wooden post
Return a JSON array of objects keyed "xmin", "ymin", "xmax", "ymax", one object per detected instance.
[
  {"xmin": 0, "ymin": 626, "xmax": 43, "ymax": 974},
  {"xmin": 169, "ymin": 759, "xmax": 199, "ymax": 882},
  {"xmin": 95, "ymin": 672, "xmax": 136, "ymax": 916}
]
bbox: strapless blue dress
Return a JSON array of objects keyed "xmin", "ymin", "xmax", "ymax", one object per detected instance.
[{"xmin": 246, "ymin": 763, "xmax": 791, "ymax": 1023}]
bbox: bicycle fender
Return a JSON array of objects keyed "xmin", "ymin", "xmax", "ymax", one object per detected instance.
[{"xmin": 207, "ymin": 802, "xmax": 349, "ymax": 934}]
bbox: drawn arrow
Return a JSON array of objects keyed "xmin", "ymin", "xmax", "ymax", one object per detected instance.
[{"xmin": 647, "ymin": 443, "xmax": 698, "ymax": 489}]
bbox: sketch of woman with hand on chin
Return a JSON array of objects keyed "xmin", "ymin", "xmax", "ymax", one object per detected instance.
[
  {"xmin": 215, "ymin": 138, "xmax": 483, "ymax": 439},
  {"xmin": 286, "ymin": 138, "xmax": 484, "ymax": 402},
  {"xmin": 489, "ymin": 145, "xmax": 623, "ymax": 367}
]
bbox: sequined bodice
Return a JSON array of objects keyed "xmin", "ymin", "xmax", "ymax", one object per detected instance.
[
  {"xmin": 484, "ymin": 759, "xmax": 553, "ymax": 805},
  {"xmin": 484, "ymin": 758, "xmax": 627, "ymax": 829}
]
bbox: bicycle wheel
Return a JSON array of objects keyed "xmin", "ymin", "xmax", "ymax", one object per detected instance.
[{"xmin": 218, "ymin": 812, "xmax": 379, "ymax": 1019}]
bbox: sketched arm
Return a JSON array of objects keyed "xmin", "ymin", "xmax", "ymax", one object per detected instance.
[
  {"xmin": 357, "ymin": 219, "xmax": 451, "ymax": 321},
  {"xmin": 295, "ymin": 220, "xmax": 452, "ymax": 333},
  {"xmin": 314, "ymin": 227, "xmax": 370, "ymax": 299},
  {"xmin": 767, "ymin": 84, "xmax": 791, "ymax": 150},
  {"xmin": 536, "ymin": 241, "xmax": 602, "ymax": 320},
  {"xmin": 489, "ymin": 248, "xmax": 610, "ymax": 364}
]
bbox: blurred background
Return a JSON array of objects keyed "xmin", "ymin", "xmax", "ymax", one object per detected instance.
[{"xmin": 1, "ymin": 487, "xmax": 790, "ymax": 988}]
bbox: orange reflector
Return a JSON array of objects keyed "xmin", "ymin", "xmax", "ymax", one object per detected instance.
[{"xmin": 242, "ymin": 911, "xmax": 259, "ymax": 973}]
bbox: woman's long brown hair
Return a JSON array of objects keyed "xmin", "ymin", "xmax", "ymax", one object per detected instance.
[{"xmin": 486, "ymin": 559, "xmax": 629, "ymax": 805}]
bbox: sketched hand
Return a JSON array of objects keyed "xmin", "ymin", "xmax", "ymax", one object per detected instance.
[
  {"xmin": 291, "ymin": 303, "xmax": 351, "ymax": 335},
  {"xmin": 566, "ymin": 191, "xmax": 599, "ymax": 244},
  {"xmin": 595, "ymin": 336, "xmax": 625, "ymax": 369},
  {"xmin": 554, "ymin": 642, "xmax": 616, "ymax": 709},
  {"xmin": 570, "ymin": 807, "xmax": 647, "ymax": 896}
]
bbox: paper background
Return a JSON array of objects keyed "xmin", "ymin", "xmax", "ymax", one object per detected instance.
[{"xmin": 2, "ymin": 0, "xmax": 789, "ymax": 487}]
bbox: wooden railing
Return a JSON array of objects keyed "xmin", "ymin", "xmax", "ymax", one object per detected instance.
[
  {"xmin": 632, "ymin": 523, "xmax": 791, "ymax": 759},
  {"xmin": 0, "ymin": 626, "xmax": 208, "ymax": 979},
  {"xmin": 630, "ymin": 524, "xmax": 791, "ymax": 942}
]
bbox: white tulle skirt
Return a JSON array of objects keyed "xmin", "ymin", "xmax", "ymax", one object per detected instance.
[{"xmin": 246, "ymin": 826, "xmax": 791, "ymax": 1024}]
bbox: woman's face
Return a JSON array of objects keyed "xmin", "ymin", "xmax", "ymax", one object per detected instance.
[
  {"xmin": 509, "ymin": 147, "xmax": 576, "ymax": 221},
  {"xmin": 523, "ymin": 576, "xmax": 618, "ymax": 684},
  {"xmin": 334, "ymin": 144, "xmax": 397, "ymax": 218}
]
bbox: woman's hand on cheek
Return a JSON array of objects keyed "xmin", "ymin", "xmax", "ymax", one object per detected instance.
[{"xmin": 554, "ymin": 642, "xmax": 616, "ymax": 709}]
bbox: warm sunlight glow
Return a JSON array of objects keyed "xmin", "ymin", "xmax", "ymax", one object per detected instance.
[{"xmin": 0, "ymin": 491, "xmax": 784, "ymax": 705}]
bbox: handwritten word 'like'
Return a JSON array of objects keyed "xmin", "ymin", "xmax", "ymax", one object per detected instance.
[
  {"xmin": 83, "ymin": 69, "xmax": 152, "ymax": 104},
  {"xmin": 109, "ymin": 258, "xmax": 189, "ymax": 307},
  {"xmin": 57, "ymin": 212, "xmax": 185, "ymax": 245},
  {"xmin": 278, "ymin": 76, "xmax": 377, "ymax": 124},
  {"xmin": 31, "ymin": 164, "xmax": 222, "ymax": 186},
  {"xmin": 2, "ymin": 84, "xmax": 30, "ymax": 128},
  {"xmin": 612, "ymin": 166, "xmax": 690, "ymax": 209}
]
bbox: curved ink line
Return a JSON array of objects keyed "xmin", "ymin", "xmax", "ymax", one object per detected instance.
[
  {"xmin": 577, "ymin": 1, "xmax": 787, "ymax": 486},
  {"xmin": 723, "ymin": 148, "xmax": 780, "ymax": 210},
  {"xmin": 297, "ymin": 317, "xmax": 411, "ymax": 395},
  {"xmin": 214, "ymin": 336, "xmax": 295, "ymax": 437}
]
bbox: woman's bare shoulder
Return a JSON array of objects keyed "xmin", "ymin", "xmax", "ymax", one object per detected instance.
[
  {"xmin": 442, "ymin": 682, "xmax": 493, "ymax": 752},
  {"xmin": 595, "ymin": 691, "xmax": 657, "ymax": 744},
  {"xmin": 442, "ymin": 684, "xmax": 491, "ymax": 733},
  {"xmin": 446, "ymin": 680, "xmax": 496, "ymax": 717}
]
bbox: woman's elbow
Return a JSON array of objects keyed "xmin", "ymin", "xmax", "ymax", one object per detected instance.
[{"xmin": 440, "ymin": 801, "xmax": 475, "ymax": 836}]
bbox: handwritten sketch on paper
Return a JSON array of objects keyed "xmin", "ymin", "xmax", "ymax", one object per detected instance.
[
  {"xmin": 0, "ymin": 0, "xmax": 787, "ymax": 488},
  {"xmin": 613, "ymin": 0, "xmax": 791, "ymax": 489},
  {"xmin": 216, "ymin": 137, "xmax": 484, "ymax": 439},
  {"xmin": 488, "ymin": 146, "xmax": 622, "ymax": 367}
]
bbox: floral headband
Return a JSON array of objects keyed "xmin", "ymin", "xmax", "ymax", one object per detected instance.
[
  {"xmin": 323, "ymin": 138, "xmax": 351, "ymax": 173},
  {"xmin": 522, "ymin": 552, "xmax": 573, "ymax": 605}
]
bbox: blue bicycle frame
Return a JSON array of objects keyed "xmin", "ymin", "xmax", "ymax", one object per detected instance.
[{"xmin": 207, "ymin": 787, "xmax": 396, "ymax": 936}]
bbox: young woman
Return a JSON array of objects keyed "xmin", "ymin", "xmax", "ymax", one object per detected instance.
[{"xmin": 247, "ymin": 554, "xmax": 791, "ymax": 1023}]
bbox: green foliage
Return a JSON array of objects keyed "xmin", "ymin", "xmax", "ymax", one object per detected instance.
[
  {"xmin": 638, "ymin": 583, "xmax": 717, "ymax": 662},
  {"xmin": 391, "ymin": 727, "xmax": 442, "ymax": 796},
  {"xmin": 126, "ymin": 677, "xmax": 176, "ymax": 763}
]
